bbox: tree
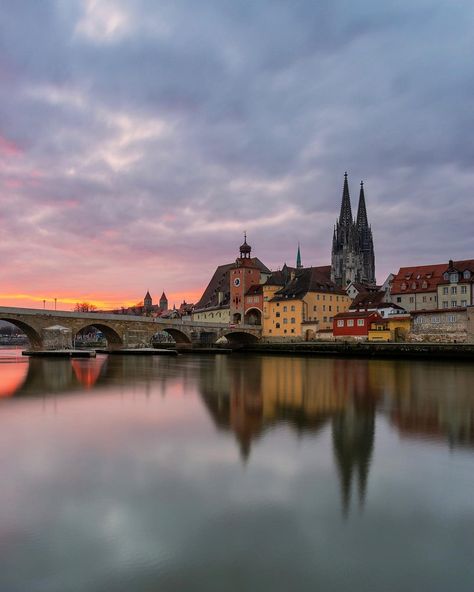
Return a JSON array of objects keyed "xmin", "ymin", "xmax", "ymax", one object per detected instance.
[{"xmin": 74, "ymin": 302, "xmax": 97, "ymax": 313}]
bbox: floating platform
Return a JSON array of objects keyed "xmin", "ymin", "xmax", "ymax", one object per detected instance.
[
  {"xmin": 23, "ymin": 350, "xmax": 97, "ymax": 358},
  {"xmin": 97, "ymin": 348, "xmax": 178, "ymax": 356}
]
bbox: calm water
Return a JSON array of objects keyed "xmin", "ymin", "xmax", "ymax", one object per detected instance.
[{"xmin": 1, "ymin": 348, "xmax": 474, "ymax": 592}]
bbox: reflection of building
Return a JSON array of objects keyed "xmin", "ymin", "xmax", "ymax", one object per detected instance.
[{"xmin": 198, "ymin": 355, "xmax": 378, "ymax": 514}]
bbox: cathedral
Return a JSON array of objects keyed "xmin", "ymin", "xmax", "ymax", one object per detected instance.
[{"xmin": 331, "ymin": 173, "xmax": 376, "ymax": 288}]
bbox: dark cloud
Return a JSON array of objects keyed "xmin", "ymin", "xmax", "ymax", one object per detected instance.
[{"xmin": 0, "ymin": 0, "xmax": 473, "ymax": 305}]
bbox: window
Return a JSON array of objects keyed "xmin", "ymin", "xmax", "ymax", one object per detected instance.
[
  {"xmin": 283, "ymin": 318, "xmax": 288, "ymax": 324},
  {"xmin": 313, "ymin": 305, "xmax": 317, "ymax": 311},
  {"xmin": 422, "ymin": 281, "xmax": 428, "ymax": 289},
  {"xmin": 443, "ymin": 272, "xmax": 449, "ymax": 280},
  {"xmin": 323, "ymin": 316, "xmax": 327, "ymax": 322},
  {"xmin": 463, "ymin": 270, "xmax": 471, "ymax": 279},
  {"xmin": 461, "ymin": 300, "xmax": 467, "ymax": 307},
  {"xmin": 322, "ymin": 295, "xmax": 326, "ymax": 301},
  {"xmin": 323, "ymin": 305, "xmax": 326, "ymax": 312},
  {"xmin": 432, "ymin": 316, "xmax": 440, "ymax": 323},
  {"xmin": 414, "ymin": 316, "xmax": 422, "ymax": 324},
  {"xmin": 447, "ymin": 315, "xmax": 456, "ymax": 323},
  {"xmin": 276, "ymin": 302, "xmax": 280, "ymax": 307},
  {"xmin": 357, "ymin": 319, "xmax": 365, "ymax": 326},
  {"xmin": 411, "ymin": 282, "xmax": 417, "ymax": 289},
  {"xmin": 337, "ymin": 320, "xmax": 344, "ymax": 327},
  {"xmin": 461, "ymin": 285, "xmax": 467, "ymax": 294},
  {"xmin": 284, "ymin": 329, "xmax": 287, "ymax": 334},
  {"xmin": 291, "ymin": 305, "xmax": 295, "ymax": 312},
  {"xmin": 329, "ymin": 306, "xmax": 332, "ymax": 312},
  {"xmin": 450, "ymin": 273, "xmax": 459, "ymax": 283},
  {"xmin": 276, "ymin": 323, "xmax": 280, "ymax": 329},
  {"xmin": 451, "ymin": 300, "xmax": 457, "ymax": 307},
  {"xmin": 283, "ymin": 305, "xmax": 287, "ymax": 312},
  {"xmin": 422, "ymin": 296, "xmax": 427, "ymax": 303},
  {"xmin": 396, "ymin": 297, "xmax": 402, "ymax": 303},
  {"xmin": 443, "ymin": 287, "xmax": 449, "ymax": 295},
  {"xmin": 347, "ymin": 319, "xmax": 354, "ymax": 327},
  {"xmin": 291, "ymin": 317, "xmax": 295, "ymax": 324},
  {"xmin": 443, "ymin": 301, "xmax": 449, "ymax": 308},
  {"xmin": 276, "ymin": 312, "xmax": 280, "ymax": 317},
  {"xmin": 409, "ymin": 297, "xmax": 415, "ymax": 303},
  {"xmin": 451, "ymin": 286, "xmax": 457, "ymax": 295},
  {"xmin": 291, "ymin": 329, "xmax": 295, "ymax": 333},
  {"xmin": 401, "ymin": 283, "xmax": 407, "ymax": 291}
]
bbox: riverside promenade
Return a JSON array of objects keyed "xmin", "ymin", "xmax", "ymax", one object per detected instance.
[{"xmin": 243, "ymin": 341, "xmax": 474, "ymax": 359}]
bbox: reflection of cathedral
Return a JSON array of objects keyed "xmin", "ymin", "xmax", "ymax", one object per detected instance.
[{"xmin": 199, "ymin": 355, "xmax": 378, "ymax": 513}]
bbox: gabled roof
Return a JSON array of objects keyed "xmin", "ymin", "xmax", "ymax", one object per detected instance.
[
  {"xmin": 349, "ymin": 290, "xmax": 386, "ymax": 309},
  {"xmin": 334, "ymin": 310, "xmax": 381, "ymax": 320},
  {"xmin": 245, "ymin": 284, "xmax": 263, "ymax": 296},
  {"xmin": 271, "ymin": 266, "xmax": 345, "ymax": 302},
  {"xmin": 391, "ymin": 263, "xmax": 446, "ymax": 295},
  {"xmin": 194, "ymin": 258, "xmax": 269, "ymax": 311}
]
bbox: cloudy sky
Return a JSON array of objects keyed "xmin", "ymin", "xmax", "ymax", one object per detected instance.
[{"xmin": 1, "ymin": 0, "xmax": 473, "ymax": 309}]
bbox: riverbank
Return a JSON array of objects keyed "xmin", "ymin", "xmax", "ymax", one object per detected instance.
[{"xmin": 242, "ymin": 341, "xmax": 474, "ymax": 359}]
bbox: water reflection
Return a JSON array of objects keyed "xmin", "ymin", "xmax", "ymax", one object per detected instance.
[{"xmin": 1, "ymin": 351, "xmax": 474, "ymax": 591}]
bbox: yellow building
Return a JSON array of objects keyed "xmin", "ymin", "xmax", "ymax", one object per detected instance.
[
  {"xmin": 368, "ymin": 314, "xmax": 411, "ymax": 342},
  {"xmin": 262, "ymin": 266, "xmax": 351, "ymax": 340}
]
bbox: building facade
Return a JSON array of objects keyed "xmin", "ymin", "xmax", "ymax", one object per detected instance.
[
  {"xmin": 331, "ymin": 173, "xmax": 376, "ymax": 288},
  {"xmin": 262, "ymin": 266, "xmax": 351, "ymax": 340},
  {"xmin": 437, "ymin": 259, "xmax": 474, "ymax": 309}
]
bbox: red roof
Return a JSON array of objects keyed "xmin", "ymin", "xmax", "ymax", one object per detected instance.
[
  {"xmin": 334, "ymin": 310, "xmax": 381, "ymax": 320},
  {"xmin": 391, "ymin": 264, "xmax": 446, "ymax": 295}
]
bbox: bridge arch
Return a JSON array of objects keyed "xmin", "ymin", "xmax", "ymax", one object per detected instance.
[
  {"xmin": 74, "ymin": 323, "xmax": 123, "ymax": 347},
  {"xmin": 160, "ymin": 327, "xmax": 192, "ymax": 344},
  {"xmin": 0, "ymin": 317, "xmax": 42, "ymax": 348},
  {"xmin": 223, "ymin": 331, "xmax": 260, "ymax": 346}
]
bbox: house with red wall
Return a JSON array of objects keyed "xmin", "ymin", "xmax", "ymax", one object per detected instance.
[{"xmin": 333, "ymin": 310, "xmax": 382, "ymax": 339}]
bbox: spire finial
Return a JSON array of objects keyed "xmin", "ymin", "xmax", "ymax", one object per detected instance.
[
  {"xmin": 360, "ymin": 180, "xmax": 364, "ymax": 186},
  {"xmin": 344, "ymin": 171, "xmax": 348, "ymax": 179}
]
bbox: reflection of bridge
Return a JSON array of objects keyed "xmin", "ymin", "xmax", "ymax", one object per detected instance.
[{"xmin": 0, "ymin": 306, "xmax": 261, "ymax": 349}]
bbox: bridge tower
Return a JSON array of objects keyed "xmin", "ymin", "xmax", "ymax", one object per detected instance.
[{"xmin": 230, "ymin": 234, "xmax": 261, "ymax": 325}]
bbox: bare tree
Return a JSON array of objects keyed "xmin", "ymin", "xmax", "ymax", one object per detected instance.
[{"xmin": 74, "ymin": 302, "xmax": 98, "ymax": 313}]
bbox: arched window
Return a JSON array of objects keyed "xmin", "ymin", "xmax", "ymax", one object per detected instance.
[{"xmin": 276, "ymin": 322, "xmax": 280, "ymax": 329}]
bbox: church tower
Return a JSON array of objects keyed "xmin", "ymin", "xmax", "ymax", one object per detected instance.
[
  {"xmin": 144, "ymin": 291, "xmax": 152, "ymax": 313},
  {"xmin": 331, "ymin": 173, "xmax": 375, "ymax": 288},
  {"xmin": 160, "ymin": 292, "xmax": 168, "ymax": 312}
]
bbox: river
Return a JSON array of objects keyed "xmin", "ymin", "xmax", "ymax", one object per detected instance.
[{"xmin": 1, "ymin": 348, "xmax": 473, "ymax": 591}]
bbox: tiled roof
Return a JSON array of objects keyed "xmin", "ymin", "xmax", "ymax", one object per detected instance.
[
  {"xmin": 349, "ymin": 290, "xmax": 386, "ymax": 309},
  {"xmin": 194, "ymin": 258, "xmax": 269, "ymax": 311},
  {"xmin": 271, "ymin": 266, "xmax": 345, "ymax": 301},
  {"xmin": 245, "ymin": 284, "xmax": 262, "ymax": 296},
  {"xmin": 438, "ymin": 259, "xmax": 474, "ymax": 284},
  {"xmin": 391, "ymin": 263, "xmax": 446, "ymax": 295}
]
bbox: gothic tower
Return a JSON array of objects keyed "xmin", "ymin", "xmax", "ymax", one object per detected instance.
[{"xmin": 331, "ymin": 173, "xmax": 375, "ymax": 287}]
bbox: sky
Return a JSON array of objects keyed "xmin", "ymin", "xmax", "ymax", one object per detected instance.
[{"xmin": 1, "ymin": 0, "xmax": 474, "ymax": 310}]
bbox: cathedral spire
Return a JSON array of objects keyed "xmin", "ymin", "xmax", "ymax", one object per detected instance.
[
  {"xmin": 356, "ymin": 180, "xmax": 369, "ymax": 229},
  {"xmin": 339, "ymin": 172, "xmax": 353, "ymax": 227},
  {"xmin": 296, "ymin": 243, "xmax": 302, "ymax": 269}
]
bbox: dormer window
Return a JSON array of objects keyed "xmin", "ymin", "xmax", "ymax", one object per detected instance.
[
  {"xmin": 422, "ymin": 281, "xmax": 428, "ymax": 289},
  {"xmin": 443, "ymin": 272, "xmax": 449, "ymax": 280},
  {"xmin": 405, "ymin": 274, "xmax": 411, "ymax": 280},
  {"xmin": 463, "ymin": 270, "xmax": 471, "ymax": 279},
  {"xmin": 416, "ymin": 274, "xmax": 421, "ymax": 279},
  {"xmin": 450, "ymin": 273, "xmax": 459, "ymax": 283},
  {"xmin": 411, "ymin": 282, "xmax": 417, "ymax": 290},
  {"xmin": 401, "ymin": 282, "xmax": 407, "ymax": 290}
]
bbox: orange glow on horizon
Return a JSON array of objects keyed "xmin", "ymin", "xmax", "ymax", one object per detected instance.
[{"xmin": 0, "ymin": 290, "xmax": 202, "ymax": 311}]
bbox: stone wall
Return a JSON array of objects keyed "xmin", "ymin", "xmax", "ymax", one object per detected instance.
[{"xmin": 409, "ymin": 309, "xmax": 467, "ymax": 343}]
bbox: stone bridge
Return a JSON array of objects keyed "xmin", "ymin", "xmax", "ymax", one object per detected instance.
[{"xmin": 0, "ymin": 306, "xmax": 261, "ymax": 350}]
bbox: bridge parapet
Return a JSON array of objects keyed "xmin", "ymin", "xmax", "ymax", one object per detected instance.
[{"xmin": 0, "ymin": 306, "xmax": 261, "ymax": 349}]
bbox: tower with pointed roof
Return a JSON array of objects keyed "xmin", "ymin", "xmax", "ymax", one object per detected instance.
[
  {"xmin": 296, "ymin": 243, "xmax": 302, "ymax": 269},
  {"xmin": 160, "ymin": 291, "xmax": 168, "ymax": 312},
  {"xmin": 144, "ymin": 291, "xmax": 152, "ymax": 313},
  {"xmin": 331, "ymin": 173, "xmax": 375, "ymax": 287}
]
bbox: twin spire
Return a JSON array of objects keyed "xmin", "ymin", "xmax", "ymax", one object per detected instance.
[{"xmin": 338, "ymin": 172, "xmax": 369, "ymax": 230}]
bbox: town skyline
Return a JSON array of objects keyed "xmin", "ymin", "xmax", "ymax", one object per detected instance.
[{"xmin": 1, "ymin": 1, "xmax": 474, "ymax": 310}]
